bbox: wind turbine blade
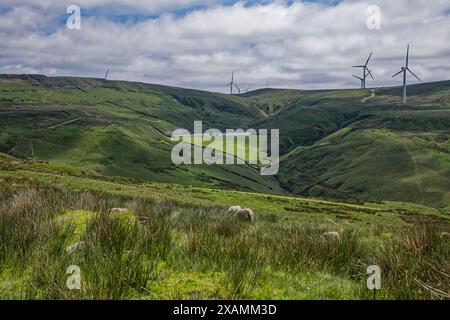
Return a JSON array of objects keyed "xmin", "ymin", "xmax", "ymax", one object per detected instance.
[
  {"xmin": 365, "ymin": 52, "xmax": 373, "ymax": 66},
  {"xmin": 352, "ymin": 65, "xmax": 365, "ymax": 68},
  {"xmin": 365, "ymin": 68, "xmax": 374, "ymax": 80},
  {"xmin": 353, "ymin": 75, "xmax": 363, "ymax": 81},
  {"xmin": 407, "ymin": 68, "xmax": 421, "ymax": 82},
  {"xmin": 406, "ymin": 44, "xmax": 410, "ymax": 68},
  {"xmin": 392, "ymin": 70, "xmax": 404, "ymax": 77}
]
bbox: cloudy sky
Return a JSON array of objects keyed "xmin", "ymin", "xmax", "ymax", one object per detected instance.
[{"xmin": 0, "ymin": 0, "xmax": 449, "ymax": 92}]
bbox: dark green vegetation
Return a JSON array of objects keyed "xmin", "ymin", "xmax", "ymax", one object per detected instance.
[
  {"xmin": 0, "ymin": 155, "xmax": 449, "ymax": 300},
  {"xmin": 1, "ymin": 74, "xmax": 449, "ymax": 208}
]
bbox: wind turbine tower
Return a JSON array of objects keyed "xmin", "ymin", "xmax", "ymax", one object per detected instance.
[
  {"xmin": 392, "ymin": 45, "xmax": 421, "ymax": 104},
  {"xmin": 353, "ymin": 52, "xmax": 374, "ymax": 89},
  {"xmin": 352, "ymin": 75, "xmax": 364, "ymax": 89}
]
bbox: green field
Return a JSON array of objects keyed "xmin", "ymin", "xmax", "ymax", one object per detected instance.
[{"xmin": 0, "ymin": 74, "xmax": 449, "ymax": 300}]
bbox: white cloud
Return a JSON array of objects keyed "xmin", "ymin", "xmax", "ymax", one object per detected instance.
[{"xmin": 0, "ymin": 0, "xmax": 449, "ymax": 91}]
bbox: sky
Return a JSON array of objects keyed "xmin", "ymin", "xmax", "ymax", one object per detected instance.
[{"xmin": 0, "ymin": 0, "xmax": 449, "ymax": 92}]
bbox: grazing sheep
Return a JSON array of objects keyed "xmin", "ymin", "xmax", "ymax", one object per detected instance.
[
  {"xmin": 237, "ymin": 208, "xmax": 254, "ymax": 221},
  {"xmin": 110, "ymin": 208, "xmax": 128, "ymax": 214},
  {"xmin": 323, "ymin": 231, "xmax": 340, "ymax": 240},
  {"xmin": 228, "ymin": 206, "xmax": 242, "ymax": 215}
]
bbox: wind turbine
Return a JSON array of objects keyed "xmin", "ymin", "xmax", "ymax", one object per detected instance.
[
  {"xmin": 234, "ymin": 82, "xmax": 241, "ymax": 94},
  {"xmin": 353, "ymin": 68, "xmax": 374, "ymax": 89},
  {"xmin": 392, "ymin": 44, "xmax": 421, "ymax": 104},
  {"xmin": 353, "ymin": 52, "xmax": 374, "ymax": 89},
  {"xmin": 225, "ymin": 72, "xmax": 235, "ymax": 94}
]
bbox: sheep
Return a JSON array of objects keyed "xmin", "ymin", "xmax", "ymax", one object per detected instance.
[
  {"xmin": 237, "ymin": 208, "xmax": 254, "ymax": 221},
  {"xmin": 228, "ymin": 206, "xmax": 242, "ymax": 215},
  {"xmin": 323, "ymin": 231, "xmax": 340, "ymax": 240}
]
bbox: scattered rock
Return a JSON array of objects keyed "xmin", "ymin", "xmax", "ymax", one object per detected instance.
[
  {"xmin": 110, "ymin": 208, "xmax": 128, "ymax": 214},
  {"xmin": 323, "ymin": 231, "xmax": 340, "ymax": 240},
  {"xmin": 66, "ymin": 241, "xmax": 85, "ymax": 254}
]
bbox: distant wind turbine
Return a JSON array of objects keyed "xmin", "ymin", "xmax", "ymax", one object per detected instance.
[
  {"xmin": 234, "ymin": 82, "xmax": 241, "ymax": 94},
  {"xmin": 104, "ymin": 69, "xmax": 109, "ymax": 80},
  {"xmin": 225, "ymin": 72, "xmax": 235, "ymax": 94},
  {"xmin": 352, "ymin": 52, "xmax": 374, "ymax": 89},
  {"xmin": 392, "ymin": 44, "xmax": 421, "ymax": 104}
]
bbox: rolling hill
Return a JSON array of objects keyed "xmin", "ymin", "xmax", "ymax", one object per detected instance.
[
  {"xmin": 0, "ymin": 74, "xmax": 281, "ymax": 194},
  {"xmin": 1, "ymin": 74, "xmax": 449, "ymax": 208}
]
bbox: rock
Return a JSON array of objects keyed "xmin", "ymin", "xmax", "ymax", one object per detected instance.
[
  {"xmin": 66, "ymin": 241, "xmax": 85, "ymax": 254},
  {"xmin": 323, "ymin": 231, "xmax": 340, "ymax": 240},
  {"xmin": 110, "ymin": 208, "xmax": 128, "ymax": 214}
]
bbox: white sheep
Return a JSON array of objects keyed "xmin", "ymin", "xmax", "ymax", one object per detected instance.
[
  {"xmin": 228, "ymin": 206, "xmax": 242, "ymax": 215},
  {"xmin": 237, "ymin": 208, "xmax": 254, "ymax": 221}
]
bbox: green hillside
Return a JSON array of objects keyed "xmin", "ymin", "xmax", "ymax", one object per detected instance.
[
  {"xmin": 259, "ymin": 83, "xmax": 450, "ymax": 208},
  {"xmin": 1, "ymin": 74, "xmax": 449, "ymax": 208},
  {"xmin": 0, "ymin": 74, "xmax": 281, "ymax": 194}
]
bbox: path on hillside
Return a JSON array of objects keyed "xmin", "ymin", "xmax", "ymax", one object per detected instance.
[
  {"xmin": 29, "ymin": 140, "xmax": 35, "ymax": 159},
  {"xmin": 403, "ymin": 143, "xmax": 425, "ymax": 205},
  {"xmin": 361, "ymin": 89, "xmax": 376, "ymax": 103},
  {"xmin": 49, "ymin": 118, "xmax": 81, "ymax": 129}
]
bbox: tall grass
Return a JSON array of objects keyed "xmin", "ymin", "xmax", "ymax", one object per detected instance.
[
  {"xmin": 0, "ymin": 185, "xmax": 448, "ymax": 300},
  {"xmin": 367, "ymin": 226, "xmax": 450, "ymax": 300}
]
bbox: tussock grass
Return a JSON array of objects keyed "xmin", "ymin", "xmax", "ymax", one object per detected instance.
[
  {"xmin": 367, "ymin": 226, "xmax": 450, "ymax": 300},
  {"xmin": 0, "ymin": 185, "xmax": 449, "ymax": 300}
]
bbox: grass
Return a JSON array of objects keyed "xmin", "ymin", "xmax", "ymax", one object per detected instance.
[{"xmin": 0, "ymin": 158, "xmax": 449, "ymax": 300}]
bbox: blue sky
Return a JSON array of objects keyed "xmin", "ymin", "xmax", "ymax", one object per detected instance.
[
  {"xmin": 0, "ymin": 0, "xmax": 449, "ymax": 91},
  {"xmin": 73, "ymin": 0, "xmax": 342, "ymax": 26}
]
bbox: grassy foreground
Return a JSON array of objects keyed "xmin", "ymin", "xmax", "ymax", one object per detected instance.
[{"xmin": 0, "ymin": 155, "xmax": 449, "ymax": 300}]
